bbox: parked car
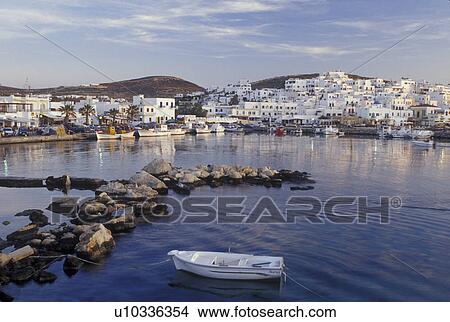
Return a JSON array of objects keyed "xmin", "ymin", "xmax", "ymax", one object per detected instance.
[
  {"xmin": 17, "ymin": 128, "xmax": 29, "ymax": 136},
  {"xmin": 37, "ymin": 126, "xmax": 57, "ymax": 136},
  {"xmin": 1, "ymin": 127, "xmax": 14, "ymax": 137}
]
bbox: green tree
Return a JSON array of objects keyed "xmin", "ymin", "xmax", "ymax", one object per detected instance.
[
  {"xmin": 126, "ymin": 104, "xmax": 139, "ymax": 123},
  {"xmin": 176, "ymin": 103, "xmax": 207, "ymax": 117},
  {"xmin": 107, "ymin": 108, "xmax": 120, "ymax": 125},
  {"xmin": 79, "ymin": 103, "xmax": 96, "ymax": 125},
  {"xmin": 59, "ymin": 104, "xmax": 76, "ymax": 124}
]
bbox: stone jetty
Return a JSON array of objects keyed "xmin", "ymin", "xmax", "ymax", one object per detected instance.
[{"xmin": 0, "ymin": 158, "xmax": 314, "ymax": 301}]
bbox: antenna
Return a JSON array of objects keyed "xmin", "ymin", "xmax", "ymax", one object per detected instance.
[{"xmin": 24, "ymin": 77, "xmax": 31, "ymax": 94}]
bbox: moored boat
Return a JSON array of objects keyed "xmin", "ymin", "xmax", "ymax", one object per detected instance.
[
  {"xmin": 169, "ymin": 128, "xmax": 186, "ymax": 136},
  {"xmin": 120, "ymin": 131, "xmax": 136, "ymax": 140},
  {"xmin": 168, "ymin": 250, "xmax": 284, "ymax": 280},
  {"xmin": 96, "ymin": 132, "xmax": 121, "ymax": 140},
  {"xmin": 224, "ymin": 124, "xmax": 244, "ymax": 133},
  {"xmin": 209, "ymin": 123, "xmax": 225, "ymax": 133},
  {"xmin": 412, "ymin": 139, "xmax": 434, "ymax": 147},
  {"xmin": 194, "ymin": 125, "xmax": 211, "ymax": 134},
  {"xmin": 315, "ymin": 126, "xmax": 339, "ymax": 136}
]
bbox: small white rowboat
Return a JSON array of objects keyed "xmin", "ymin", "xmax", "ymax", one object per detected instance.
[{"xmin": 168, "ymin": 250, "xmax": 284, "ymax": 280}]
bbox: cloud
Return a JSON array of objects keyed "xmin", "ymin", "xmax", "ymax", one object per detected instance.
[{"xmin": 243, "ymin": 41, "xmax": 355, "ymax": 56}]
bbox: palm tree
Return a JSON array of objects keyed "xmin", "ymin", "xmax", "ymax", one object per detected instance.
[
  {"xmin": 79, "ymin": 103, "xmax": 96, "ymax": 125},
  {"xmin": 59, "ymin": 104, "xmax": 76, "ymax": 124},
  {"xmin": 107, "ymin": 108, "xmax": 120, "ymax": 125},
  {"xmin": 126, "ymin": 104, "xmax": 139, "ymax": 123}
]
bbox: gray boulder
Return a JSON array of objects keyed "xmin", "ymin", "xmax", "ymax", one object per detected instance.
[
  {"xmin": 125, "ymin": 184, "xmax": 158, "ymax": 199},
  {"xmin": 6, "ymin": 224, "xmax": 39, "ymax": 242},
  {"xmin": 104, "ymin": 211, "xmax": 136, "ymax": 234},
  {"xmin": 130, "ymin": 171, "xmax": 168, "ymax": 190},
  {"xmin": 179, "ymin": 173, "xmax": 199, "ymax": 184},
  {"xmin": 97, "ymin": 181, "xmax": 127, "ymax": 196},
  {"xmin": 75, "ymin": 224, "xmax": 115, "ymax": 261},
  {"xmin": 143, "ymin": 159, "xmax": 172, "ymax": 176}
]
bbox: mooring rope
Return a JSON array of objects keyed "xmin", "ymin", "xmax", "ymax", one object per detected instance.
[
  {"xmin": 30, "ymin": 254, "xmax": 102, "ymax": 266},
  {"xmin": 129, "ymin": 258, "xmax": 171, "ymax": 270},
  {"xmin": 284, "ymin": 269, "xmax": 325, "ymax": 300}
]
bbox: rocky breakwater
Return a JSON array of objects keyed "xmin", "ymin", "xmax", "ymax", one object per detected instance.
[{"xmin": 0, "ymin": 158, "xmax": 314, "ymax": 301}]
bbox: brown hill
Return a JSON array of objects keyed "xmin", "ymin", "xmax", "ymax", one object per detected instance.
[{"xmin": 0, "ymin": 76, "xmax": 204, "ymax": 98}]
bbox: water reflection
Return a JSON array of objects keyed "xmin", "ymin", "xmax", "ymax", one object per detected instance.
[
  {"xmin": 1, "ymin": 134, "xmax": 450, "ymax": 301},
  {"xmin": 168, "ymin": 271, "xmax": 282, "ymax": 299}
]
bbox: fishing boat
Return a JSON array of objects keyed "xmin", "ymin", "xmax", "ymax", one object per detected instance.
[
  {"xmin": 168, "ymin": 250, "xmax": 284, "ymax": 280},
  {"xmin": 136, "ymin": 129, "xmax": 168, "ymax": 137},
  {"xmin": 169, "ymin": 127, "xmax": 186, "ymax": 136},
  {"xmin": 315, "ymin": 126, "xmax": 339, "ymax": 136},
  {"xmin": 120, "ymin": 131, "xmax": 136, "ymax": 140},
  {"xmin": 412, "ymin": 139, "xmax": 434, "ymax": 147},
  {"xmin": 224, "ymin": 124, "xmax": 244, "ymax": 133},
  {"xmin": 96, "ymin": 126, "xmax": 121, "ymax": 140},
  {"xmin": 209, "ymin": 123, "xmax": 225, "ymax": 133},
  {"xmin": 136, "ymin": 125, "xmax": 171, "ymax": 138},
  {"xmin": 390, "ymin": 127, "xmax": 411, "ymax": 139},
  {"xmin": 193, "ymin": 125, "xmax": 211, "ymax": 134},
  {"xmin": 96, "ymin": 132, "xmax": 121, "ymax": 140},
  {"xmin": 409, "ymin": 130, "xmax": 434, "ymax": 140}
]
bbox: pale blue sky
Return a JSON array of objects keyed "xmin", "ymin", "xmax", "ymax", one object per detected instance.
[{"xmin": 0, "ymin": 0, "xmax": 449, "ymax": 88}]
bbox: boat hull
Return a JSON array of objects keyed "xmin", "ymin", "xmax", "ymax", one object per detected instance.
[
  {"xmin": 194, "ymin": 129, "xmax": 211, "ymax": 134},
  {"xmin": 169, "ymin": 251, "xmax": 283, "ymax": 281},
  {"xmin": 120, "ymin": 131, "xmax": 136, "ymax": 139},
  {"xmin": 96, "ymin": 133, "xmax": 121, "ymax": 140},
  {"xmin": 169, "ymin": 129, "xmax": 186, "ymax": 136},
  {"xmin": 137, "ymin": 129, "xmax": 171, "ymax": 137},
  {"xmin": 412, "ymin": 140, "xmax": 433, "ymax": 147}
]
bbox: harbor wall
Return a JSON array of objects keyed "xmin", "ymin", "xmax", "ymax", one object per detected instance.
[{"xmin": 0, "ymin": 133, "xmax": 95, "ymax": 145}]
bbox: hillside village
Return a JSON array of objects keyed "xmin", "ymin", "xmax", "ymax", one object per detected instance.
[{"xmin": 1, "ymin": 71, "xmax": 450, "ymax": 129}]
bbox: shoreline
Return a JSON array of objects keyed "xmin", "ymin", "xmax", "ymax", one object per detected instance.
[
  {"xmin": 0, "ymin": 133, "xmax": 96, "ymax": 145},
  {"xmin": 0, "ymin": 129, "xmax": 449, "ymax": 147}
]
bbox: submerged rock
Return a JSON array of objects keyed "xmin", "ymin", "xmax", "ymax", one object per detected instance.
[
  {"xmin": 34, "ymin": 271, "xmax": 57, "ymax": 284},
  {"xmin": 46, "ymin": 175, "xmax": 71, "ymax": 191},
  {"xmin": 6, "ymin": 224, "xmax": 39, "ymax": 243},
  {"xmin": 0, "ymin": 238, "xmax": 10, "ymax": 251},
  {"xmin": 70, "ymin": 177, "xmax": 107, "ymax": 190},
  {"xmin": 9, "ymin": 266, "xmax": 35, "ymax": 283},
  {"xmin": 290, "ymin": 185, "xmax": 315, "ymax": 191},
  {"xmin": 143, "ymin": 159, "xmax": 172, "ymax": 176},
  {"xmin": 0, "ymin": 290, "xmax": 14, "ymax": 302},
  {"xmin": 63, "ymin": 256, "xmax": 83, "ymax": 276},
  {"xmin": 15, "ymin": 209, "xmax": 49, "ymax": 227},
  {"xmin": 75, "ymin": 224, "xmax": 115, "ymax": 261},
  {"xmin": 59, "ymin": 232, "xmax": 79, "ymax": 253},
  {"xmin": 46, "ymin": 197, "xmax": 79, "ymax": 216}
]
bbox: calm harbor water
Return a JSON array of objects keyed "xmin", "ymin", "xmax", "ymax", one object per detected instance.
[{"xmin": 1, "ymin": 134, "xmax": 450, "ymax": 301}]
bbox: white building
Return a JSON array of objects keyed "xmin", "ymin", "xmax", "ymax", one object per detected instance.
[
  {"xmin": 133, "ymin": 95, "xmax": 176, "ymax": 123},
  {"xmin": 0, "ymin": 95, "xmax": 51, "ymax": 127}
]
